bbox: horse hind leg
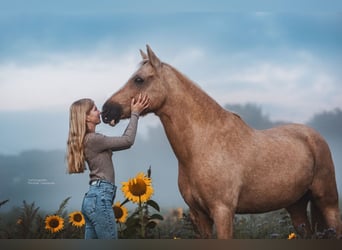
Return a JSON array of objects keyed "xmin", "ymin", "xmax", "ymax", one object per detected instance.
[
  {"xmin": 286, "ymin": 193, "xmax": 313, "ymax": 238},
  {"xmin": 309, "ymin": 136, "xmax": 342, "ymax": 238},
  {"xmin": 309, "ymin": 165, "xmax": 341, "ymax": 237},
  {"xmin": 310, "ymin": 194, "xmax": 341, "ymax": 238}
]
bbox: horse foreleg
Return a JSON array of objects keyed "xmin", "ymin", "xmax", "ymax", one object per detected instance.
[
  {"xmin": 189, "ymin": 208, "xmax": 213, "ymax": 238},
  {"xmin": 212, "ymin": 205, "xmax": 234, "ymax": 239}
]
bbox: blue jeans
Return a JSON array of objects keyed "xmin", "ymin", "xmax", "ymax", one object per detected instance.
[{"xmin": 81, "ymin": 180, "xmax": 117, "ymax": 239}]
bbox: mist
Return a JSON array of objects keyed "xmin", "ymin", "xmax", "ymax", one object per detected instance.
[{"xmin": 0, "ymin": 104, "xmax": 341, "ymax": 213}]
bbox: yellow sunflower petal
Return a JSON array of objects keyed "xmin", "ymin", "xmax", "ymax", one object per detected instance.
[
  {"xmin": 68, "ymin": 211, "xmax": 85, "ymax": 228},
  {"xmin": 112, "ymin": 202, "xmax": 128, "ymax": 223},
  {"xmin": 121, "ymin": 172, "xmax": 154, "ymax": 204},
  {"xmin": 45, "ymin": 215, "xmax": 64, "ymax": 233},
  {"xmin": 288, "ymin": 232, "xmax": 296, "ymax": 239}
]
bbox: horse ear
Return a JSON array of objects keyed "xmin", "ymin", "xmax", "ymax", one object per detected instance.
[
  {"xmin": 146, "ymin": 44, "xmax": 161, "ymax": 70},
  {"xmin": 140, "ymin": 49, "xmax": 148, "ymax": 60}
]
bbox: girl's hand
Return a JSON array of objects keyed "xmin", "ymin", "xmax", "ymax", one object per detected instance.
[{"xmin": 131, "ymin": 93, "xmax": 150, "ymax": 114}]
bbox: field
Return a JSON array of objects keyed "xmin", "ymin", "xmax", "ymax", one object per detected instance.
[{"xmin": 0, "ymin": 198, "xmax": 339, "ymax": 239}]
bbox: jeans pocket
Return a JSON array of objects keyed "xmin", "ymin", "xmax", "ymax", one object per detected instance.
[
  {"xmin": 101, "ymin": 186, "xmax": 117, "ymax": 203},
  {"xmin": 82, "ymin": 194, "xmax": 97, "ymax": 216}
]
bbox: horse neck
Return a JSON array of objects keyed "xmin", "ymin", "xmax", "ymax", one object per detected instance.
[
  {"xmin": 155, "ymin": 65, "xmax": 250, "ymax": 159},
  {"xmin": 157, "ymin": 64, "xmax": 226, "ymax": 124}
]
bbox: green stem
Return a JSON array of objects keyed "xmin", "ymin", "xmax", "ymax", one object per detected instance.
[
  {"xmin": 139, "ymin": 196, "xmax": 145, "ymax": 238},
  {"xmin": 119, "ymin": 222, "xmax": 124, "ymax": 239}
]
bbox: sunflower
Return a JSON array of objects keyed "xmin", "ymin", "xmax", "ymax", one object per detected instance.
[
  {"xmin": 68, "ymin": 211, "xmax": 85, "ymax": 228},
  {"xmin": 288, "ymin": 232, "xmax": 296, "ymax": 239},
  {"xmin": 45, "ymin": 215, "xmax": 64, "ymax": 233},
  {"xmin": 121, "ymin": 172, "xmax": 154, "ymax": 203},
  {"xmin": 112, "ymin": 202, "xmax": 128, "ymax": 223}
]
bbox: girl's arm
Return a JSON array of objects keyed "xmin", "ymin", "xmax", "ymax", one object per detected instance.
[
  {"xmin": 88, "ymin": 93, "xmax": 150, "ymax": 152},
  {"xmin": 89, "ymin": 112, "xmax": 139, "ymax": 152}
]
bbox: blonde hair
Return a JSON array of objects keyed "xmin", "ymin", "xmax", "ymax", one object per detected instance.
[{"xmin": 66, "ymin": 98, "xmax": 94, "ymax": 174}]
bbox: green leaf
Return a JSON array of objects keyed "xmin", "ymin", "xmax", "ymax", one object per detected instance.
[
  {"xmin": 125, "ymin": 217, "xmax": 140, "ymax": 230},
  {"xmin": 146, "ymin": 200, "xmax": 160, "ymax": 212},
  {"xmin": 149, "ymin": 213, "xmax": 164, "ymax": 221},
  {"xmin": 55, "ymin": 196, "xmax": 71, "ymax": 215},
  {"xmin": 0, "ymin": 199, "xmax": 9, "ymax": 208}
]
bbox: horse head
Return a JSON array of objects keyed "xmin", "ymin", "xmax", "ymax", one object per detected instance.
[{"xmin": 101, "ymin": 45, "xmax": 167, "ymax": 125}]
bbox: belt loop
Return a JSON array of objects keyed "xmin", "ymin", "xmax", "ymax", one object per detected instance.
[
  {"xmin": 89, "ymin": 179, "xmax": 101, "ymax": 186},
  {"xmin": 89, "ymin": 179, "xmax": 115, "ymax": 187}
]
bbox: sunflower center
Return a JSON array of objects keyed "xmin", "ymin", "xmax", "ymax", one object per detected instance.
[
  {"xmin": 129, "ymin": 179, "xmax": 147, "ymax": 196},
  {"xmin": 49, "ymin": 219, "xmax": 60, "ymax": 228},
  {"xmin": 113, "ymin": 206, "xmax": 123, "ymax": 219},
  {"xmin": 73, "ymin": 213, "xmax": 83, "ymax": 222}
]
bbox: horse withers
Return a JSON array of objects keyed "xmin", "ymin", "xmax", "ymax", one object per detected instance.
[{"xmin": 102, "ymin": 45, "xmax": 341, "ymax": 239}]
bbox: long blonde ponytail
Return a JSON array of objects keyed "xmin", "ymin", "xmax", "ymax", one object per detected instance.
[{"xmin": 67, "ymin": 98, "xmax": 94, "ymax": 173}]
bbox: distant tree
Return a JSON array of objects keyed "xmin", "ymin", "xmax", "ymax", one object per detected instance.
[
  {"xmin": 307, "ymin": 108, "xmax": 342, "ymax": 139},
  {"xmin": 224, "ymin": 103, "xmax": 279, "ymax": 129}
]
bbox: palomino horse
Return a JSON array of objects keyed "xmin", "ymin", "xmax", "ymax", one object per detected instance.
[{"xmin": 102, "ymin": 45, "xmax": 341, "ymax": 239}]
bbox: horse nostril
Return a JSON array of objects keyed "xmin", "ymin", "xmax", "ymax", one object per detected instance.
[
  {"xmin": 101, "ymin": 111, "xmax": 109, "ymax": 122},
  {"xmin": 103, "ymin": 115, "xmax": 109, "ymax": 122}
]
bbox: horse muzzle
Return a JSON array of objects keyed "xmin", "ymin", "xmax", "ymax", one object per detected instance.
[{"xmin": 101, "ymin": 102, "xmax": 124, "ymax": 125}]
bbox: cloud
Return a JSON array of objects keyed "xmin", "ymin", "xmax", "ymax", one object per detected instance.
[
  {"xmin": 0, "ymin": 49, "xmax": 141, "ymax": 111},
  {"xmin": 1, "ymin": 46, "xmax": 341, "ymax": 125},
  {"xmin": 196, "ymin": 50, "xmax": 342, "ymax": 122}
]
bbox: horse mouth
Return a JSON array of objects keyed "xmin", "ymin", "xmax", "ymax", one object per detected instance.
[{"xmin": 101, "ymin": 102, "xmax": 123, "ymax": 125}]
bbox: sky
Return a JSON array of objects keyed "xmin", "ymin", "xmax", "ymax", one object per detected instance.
[
  {"xmin": 1, "ymin": 6, "xmax": 341, "ymax": 154},
  {"xmin": 1, "ymin": 2, "xmax": 341, "ymax": 118}
]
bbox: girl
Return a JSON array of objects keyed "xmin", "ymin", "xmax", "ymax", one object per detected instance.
[{"xmin": 66, "ymin": 94, "xmax": 150, "ymax": 239}]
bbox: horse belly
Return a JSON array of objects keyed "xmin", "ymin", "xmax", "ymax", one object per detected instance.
[
  {"xmin": 236, "ymin": 188, "xmax": 305, "ymax": 214},
  {"xmin": 236, "ymin": 160, "xmax": 314, "ymax": 213}
]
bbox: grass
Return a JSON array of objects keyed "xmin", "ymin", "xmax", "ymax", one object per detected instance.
[{"xmin": 2, "ymin": 197, "xmax": 340, "ymax": 239}]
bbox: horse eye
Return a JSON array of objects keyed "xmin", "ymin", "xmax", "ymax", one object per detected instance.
[{"xmin": 134, "ymin": 76, "xmax": 144, "ymax": 84}]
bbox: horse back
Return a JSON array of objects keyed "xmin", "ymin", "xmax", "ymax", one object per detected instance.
[{"xmin": 261, "ymin": 123, "xmax": 333, "ymax": 166}]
